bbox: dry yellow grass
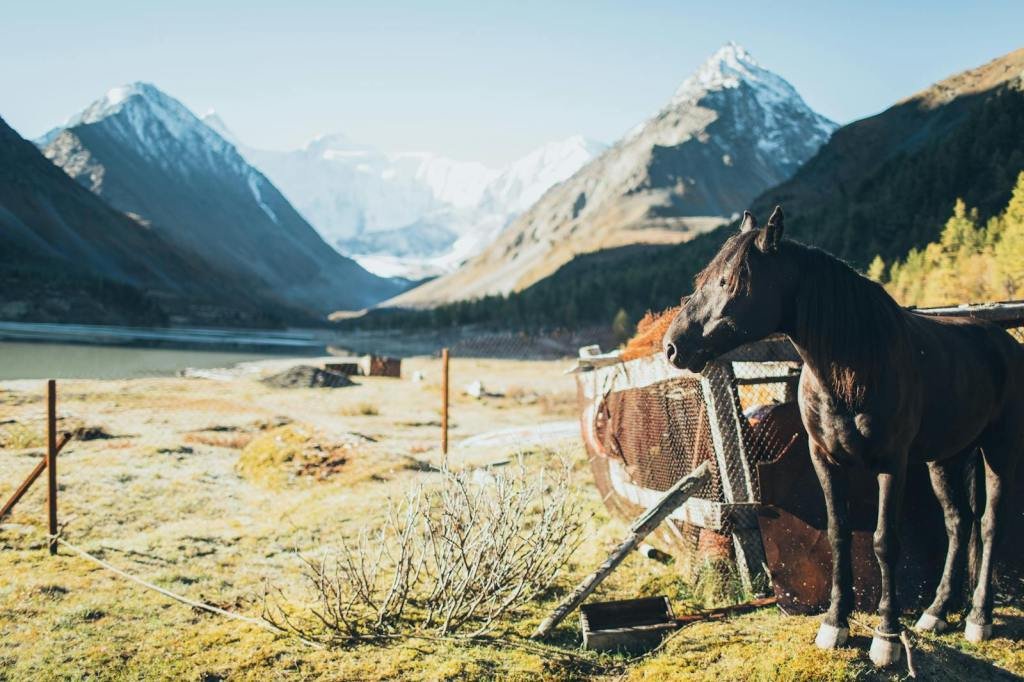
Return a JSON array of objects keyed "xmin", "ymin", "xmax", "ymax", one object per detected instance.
[{"xmin": 1, "ymin": 359, "xmax": 1022, "ymax": 681}]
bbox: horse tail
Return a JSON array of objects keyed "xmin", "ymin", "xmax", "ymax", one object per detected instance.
[{"xmin": 966, "ymin": 447, "xmax": 984, "ymax": 594}]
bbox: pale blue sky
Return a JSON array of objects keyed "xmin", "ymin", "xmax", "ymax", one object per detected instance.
[{"xmin": 2, "ymin": 1, "xmax": 1022, "ymax": 165}]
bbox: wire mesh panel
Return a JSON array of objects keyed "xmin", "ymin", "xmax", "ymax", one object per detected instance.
[
  {"xmin": 593, "ymin": 377, "xmax": 721, "ymax": 501},
  {"xmin": 575, "ymin": 347, "xmax": 782, "ymax": 585},
  {"xmin": 578, "ymin": 302, "xmax": 1024, "ymax": 600}
]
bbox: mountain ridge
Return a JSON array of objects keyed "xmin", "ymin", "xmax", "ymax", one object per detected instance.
[
  {"xmin": 348, "ymin": 47, "xmax": 1024, "ymax": 332},
  {"xmin": 0, "ymin": 115, "xmax": 285, "ymax": 325},
  {"xmin": 387, "ymin": 42, "xmax": 837, "ymax": 308},
  {"xmin": 41, "ymin": 82, "xmax": 404, "ymax": 317}
]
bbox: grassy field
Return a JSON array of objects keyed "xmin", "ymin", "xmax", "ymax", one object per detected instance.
[{"xmin": 1, "ymin": 357, "xmax": 1022, "ymax": 681}]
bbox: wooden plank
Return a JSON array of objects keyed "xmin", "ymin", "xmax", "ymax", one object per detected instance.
[
  {"xmin": 1, "ymin": 459, "xmax": 46, "ymax": 522},
  {"xmin": 913, "ymin": 300, "xmax": 1024, "ymax": 326},
  {"xmin": 604, "ymin": 458, "xmax": 758, "ymax": 530},
  {"xmin": 531, "ymin": 462, "xmax": 710, "ymax": 639}
]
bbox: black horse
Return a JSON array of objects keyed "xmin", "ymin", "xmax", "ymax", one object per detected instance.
[{"xmin": 663, "ymin": 207, "xmax": 1024, "ymax": 667}]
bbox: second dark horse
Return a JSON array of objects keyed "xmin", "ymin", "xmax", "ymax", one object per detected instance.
[{"xmin": 663, "ymin": 207, "xmax": 1024, "ymax": 667}]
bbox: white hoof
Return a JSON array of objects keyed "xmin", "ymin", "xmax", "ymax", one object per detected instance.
[
  {"xmin": 915, "ymin": 612, "xmax": 948, "ymax": 633},
  {"xmin": 964, "ymin": 620, "xmax": 992, "ymax": 643},
  {"xmin": 815, "ymin": 622, "xmax": 849, "ymax": 649},
  {"xmin": 869, "ymin": 634, "xmax": 902, "ymax": 667}
]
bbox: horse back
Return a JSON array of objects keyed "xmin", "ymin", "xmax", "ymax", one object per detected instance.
[{"xmin": 906, "ymin": 312, "xmax": 1024, "ymax": 459}]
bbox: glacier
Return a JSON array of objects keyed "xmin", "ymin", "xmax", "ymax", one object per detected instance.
[{"xmin": 204, "ymin": 113, "xmax": 606, "ymax": 279}]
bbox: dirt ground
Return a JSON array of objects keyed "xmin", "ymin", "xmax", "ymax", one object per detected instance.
[{"xmin": 1, "ymin": 357, "xmax": 1022, "ymax": 681}]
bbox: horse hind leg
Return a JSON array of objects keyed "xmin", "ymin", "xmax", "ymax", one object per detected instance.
[
  {"xmin": 966, "ymin": 428, "xmax": 1021, "ymax": 642},
  {"xmin": 915, "ymin": 451, "xmax": 975, "ymax": 634}
]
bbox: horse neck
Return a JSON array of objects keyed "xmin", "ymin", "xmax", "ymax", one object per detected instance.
[{"xmin": 778, "ymin": 243, "xmax": 906, "ymax": 407}]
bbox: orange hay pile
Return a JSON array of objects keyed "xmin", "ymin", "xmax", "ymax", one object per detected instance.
[{"xmin": 621, "ymin": 306, "xmax": 680, "ymax": 361}]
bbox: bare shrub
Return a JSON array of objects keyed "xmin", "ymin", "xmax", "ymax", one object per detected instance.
[{"xmin": 263, "ymin": 458, "xmax": 586, "ymax": 643}]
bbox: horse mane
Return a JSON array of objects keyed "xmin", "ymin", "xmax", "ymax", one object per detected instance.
[
  {"xmin": 694, "ymin": 230, "xmax": 760, "ymax": 296},
  {"xmin": 696, "ymin": 232, "xmax": 908, "ymax": 407}
]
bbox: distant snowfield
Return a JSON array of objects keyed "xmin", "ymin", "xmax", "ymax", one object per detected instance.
[{"xmin": 204, "ymin": 112, "xmax": 607, "ymax": 279}]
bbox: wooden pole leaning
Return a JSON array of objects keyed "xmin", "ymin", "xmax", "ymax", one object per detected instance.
[
  {"xmin": 531, "ymin": 461, "xmax": 711, "ymax": 640},
  {"xmin": 0, "ymin": 434, "xmax": 70, "ymax": 521}
]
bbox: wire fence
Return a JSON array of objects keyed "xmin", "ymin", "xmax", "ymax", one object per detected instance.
[
  {"xmin": 2, "ymin": 301, "xmax": 1023, "ymax": 645},
  {"xmin": 575, "ymin": 301, "xmax": 1024, "ymax": 599}
]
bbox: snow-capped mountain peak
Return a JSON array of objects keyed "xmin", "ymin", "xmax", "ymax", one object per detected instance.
[
  {"xmin": 61, "ymin": 82, "xmax": 238, "ymax": 165},
  {"xmin": 48, "ymin": 83, "xmax": 282, "ymax": 223},
  {"xmin": 673, "ymin": 42, "xmax": 770, "ymax": 100},
  {"xmin": 671, "ymin": 42, "xmax": 836, "ymax": 140}
]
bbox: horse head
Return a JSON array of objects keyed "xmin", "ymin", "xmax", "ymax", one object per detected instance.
[{"xmin": 664, "ymin": 206, "xmax": 790, "ymax": 372}]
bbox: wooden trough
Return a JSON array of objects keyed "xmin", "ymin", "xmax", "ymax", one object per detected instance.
[
  {"xmin": 573, "ymin": 301, "xmax": 1024, "ymax": 612},
  {"xmin": 580, "ymin": 597, "xmax": 676, "ymax": 653}
]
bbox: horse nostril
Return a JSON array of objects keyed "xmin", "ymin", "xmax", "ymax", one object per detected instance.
[{"xmin": 665, "ymin": 342, "xmax": 677, "ymax": 362}]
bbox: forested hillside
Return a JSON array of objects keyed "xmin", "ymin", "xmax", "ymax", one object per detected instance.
[
  {"xmin": 356, "ymin": 50, "xmax": 1024, "ymax": 334},
  {"xmin": 874, "ymin": 171, "xmax": 1024, "ymax": 306}
]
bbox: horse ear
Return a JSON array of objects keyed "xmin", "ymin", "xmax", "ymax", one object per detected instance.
[
  {"xmin": 739, "ymin": 210, "xmax": 757, "ymax": 233},
  {"xmin": 757, "ymin": 205, "xmax": 784, "ymax": 252}
]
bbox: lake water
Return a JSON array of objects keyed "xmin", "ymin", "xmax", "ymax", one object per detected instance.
[
  {"xmin": 0, "ymin": 341, "xmax": 315, "ymax": 380},
  {"xmin": 0, "ymin": 323, "xmax": 333, "ymax": 380}
]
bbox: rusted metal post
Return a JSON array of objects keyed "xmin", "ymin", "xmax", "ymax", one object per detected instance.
[
  {"xmin": 46, "ymin": 379, "xmax": 57, "ymax": 555},
  {"xmin": 440, "ymin": 348, "xmax": 449, "ymax": 459}
]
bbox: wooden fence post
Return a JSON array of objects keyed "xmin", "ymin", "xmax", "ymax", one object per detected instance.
[
  {"xmin": 46, "ymin": 379, "xmax": 57, "ymax": 556},
  {"xmin": 441, "ymin": 348, "xmax": 449, "ymax": 460}
]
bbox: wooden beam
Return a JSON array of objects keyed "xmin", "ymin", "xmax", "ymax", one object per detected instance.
[
  {"xmin": 701, "ymin": 362, "xmax": 768, "ymax": 594},
  {"xmin": 531, "ymin": 462, "xmax": 710, "ymax": 639}
]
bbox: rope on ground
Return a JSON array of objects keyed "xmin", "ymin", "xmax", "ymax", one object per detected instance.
[{"xmin": 53, "ymin": 536, "xmax": 323, "ymax": 649}]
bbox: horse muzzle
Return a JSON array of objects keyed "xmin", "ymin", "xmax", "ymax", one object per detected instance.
[{"xmin": 664, "ymin": 341, "xmax": 713, "ymax": 373}]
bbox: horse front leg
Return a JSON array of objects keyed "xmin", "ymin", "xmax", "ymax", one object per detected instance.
[
  {"xmin": 810, "ymin": 450, "xmax": 853, "ymax": 649},
  {"xmin": 870, "ymin": 460, "xmax": 908, "ymax": 667}
]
